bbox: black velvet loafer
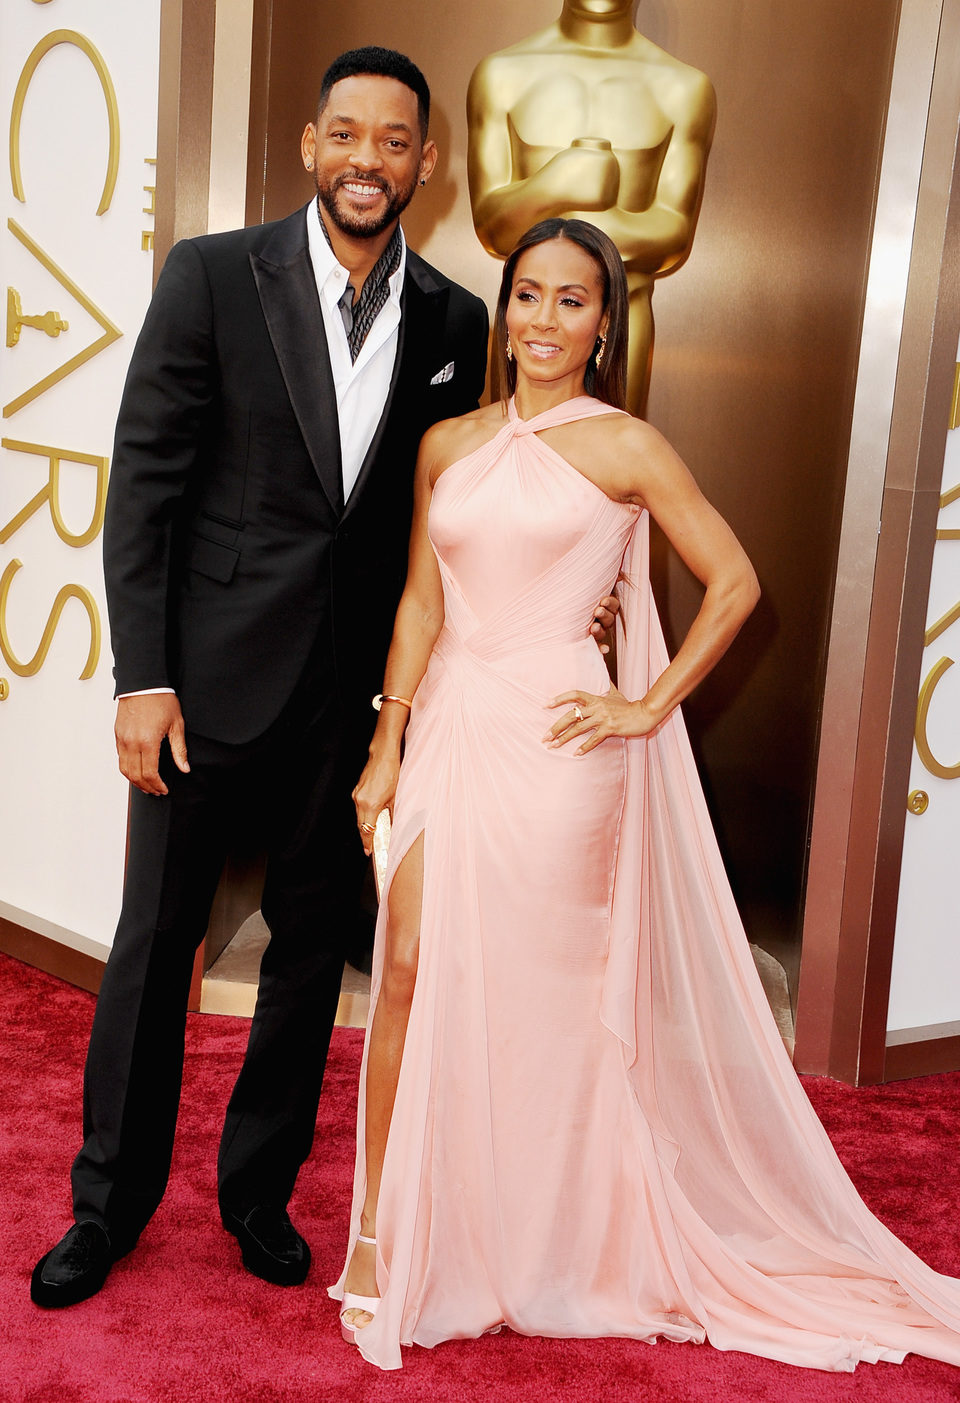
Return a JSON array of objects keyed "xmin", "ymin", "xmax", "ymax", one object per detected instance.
[
  {"xmin": 31, "ymin": 1222, "xmax": 114, "ymax": 1308},
  {"xmin": 221, "ymin": 1205, "xmax": 311, "ymax": 1286}
]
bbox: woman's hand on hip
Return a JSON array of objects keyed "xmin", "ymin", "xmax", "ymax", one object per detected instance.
[{"xmin": 543, "ymin": 685, "xmax": 663, "ymax": 754}]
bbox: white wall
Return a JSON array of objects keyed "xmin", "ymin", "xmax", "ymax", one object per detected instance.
[
  {"xmin": 0, "ymin": 1, "xmax": 162, "ymax": 958},
  {"xmin": 888, "ymin": 332, "xmax": 960, "ymax": 1032}
]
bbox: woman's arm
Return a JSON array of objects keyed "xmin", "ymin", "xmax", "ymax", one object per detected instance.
[
  {"xmin": 548, "ymin": 417, "xmax": 760, "ymax": 753},
  {"xmin": 352, "ymin": 424, "xmax": 448, "ymax": 850}
]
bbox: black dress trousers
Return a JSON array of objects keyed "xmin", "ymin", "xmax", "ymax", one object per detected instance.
[{"xmin": 71, "ymin": 638, "xmax": 370, "ymax": 1246}]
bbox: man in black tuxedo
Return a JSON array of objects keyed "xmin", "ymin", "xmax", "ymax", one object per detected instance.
[{"xmin": 31, "ymin": 47, "xmax": 490, "ymax": 1308}]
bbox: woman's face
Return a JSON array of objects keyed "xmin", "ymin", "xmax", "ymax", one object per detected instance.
[{"xmin": 505, "ymin": 238, "xmax": 607, "ymax": 393}]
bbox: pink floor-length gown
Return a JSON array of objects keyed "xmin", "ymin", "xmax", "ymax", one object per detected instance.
[{"xmin": 330, "ymin": 396, "xmax": 960, "ymax": 1371}]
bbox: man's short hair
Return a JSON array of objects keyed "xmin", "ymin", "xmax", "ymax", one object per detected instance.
[{"xmin": 317, "ymin": 47, "xmax": 430, "ymax": 141}]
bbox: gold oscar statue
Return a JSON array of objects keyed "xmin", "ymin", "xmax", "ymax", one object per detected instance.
[{"xmin": 468, "ymin": 1, "xmax": 715, "ymax": 410}]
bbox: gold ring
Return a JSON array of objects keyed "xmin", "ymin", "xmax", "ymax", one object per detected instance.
[
  {"xmin": 574, "ymin": 705, "xmax": 584, "ymax": 722},
  {"xmin": 359, "ymin": 822, "xmax": 375, "ymax": 834}
]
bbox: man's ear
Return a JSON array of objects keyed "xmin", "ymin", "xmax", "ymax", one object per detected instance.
[
  {"xmin": 417, "ymin": 139, "xmax": 439, "ymax": 186},
  {"xmin": 301, "ymin": 123, "xmax": 318, "ymax": 172}
]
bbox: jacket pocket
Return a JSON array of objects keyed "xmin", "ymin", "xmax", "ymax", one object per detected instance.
[
  {"xmin": 196, "ymin": 510, "xmax": 243, "ymax": 542},
  {"xmin": 188, "ymin": 533, "xmax": 240, "ymax": 583}
]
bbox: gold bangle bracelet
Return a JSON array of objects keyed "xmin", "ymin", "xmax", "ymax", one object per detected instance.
[{"xmin": 372, "ymin": 693, "xmax": 413, "ymax": 712}]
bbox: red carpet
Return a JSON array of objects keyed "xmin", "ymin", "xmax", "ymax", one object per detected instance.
[{"xmin": 2, "ymin": 949, "xmax": 959, "ymax": 1403}]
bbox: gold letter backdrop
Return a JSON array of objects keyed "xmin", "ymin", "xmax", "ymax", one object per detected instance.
[
  {"xmin": 0, "ymin": 1, "xmax": 161, "ymax": 956},
  {"xmin": 889, "ymin": 342, "xmax": 960, "ymax": 1033}
]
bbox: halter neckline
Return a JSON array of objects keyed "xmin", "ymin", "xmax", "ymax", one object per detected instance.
[{"xmin": 507, "ymin": 395, "xmax": 624, "ymax": 434}]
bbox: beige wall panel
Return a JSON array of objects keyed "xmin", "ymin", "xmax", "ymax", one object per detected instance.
[
  {"xmin": 251, "ymin": 1, "xmax": 898, "ymax": 990},
  {"xmin": 794, "ymin": 0, "xmax": 960, "ymax": 1080},
  {"xmin": 637, "ymin": 3, "xmax": 898, "ymax": 981}
]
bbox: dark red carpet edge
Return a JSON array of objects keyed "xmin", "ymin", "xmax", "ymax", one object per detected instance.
[{"xmin": 1, "ymin": 951, "xmax": 959, "ymax": 1403}]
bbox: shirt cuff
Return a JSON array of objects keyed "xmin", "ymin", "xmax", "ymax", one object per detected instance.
[{"xmin": 117, "ymin": 687, "xmax": 177, "ymax": 698}]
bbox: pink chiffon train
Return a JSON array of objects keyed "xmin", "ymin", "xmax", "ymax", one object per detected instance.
[{"xmin": 330, "ymin": 396, "xmax": 960, "ymax": 1372}]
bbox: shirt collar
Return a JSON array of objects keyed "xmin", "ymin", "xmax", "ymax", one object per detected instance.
[{"xmin": 306, "ymin": 197, "xmax": 406, "ymax": 306}]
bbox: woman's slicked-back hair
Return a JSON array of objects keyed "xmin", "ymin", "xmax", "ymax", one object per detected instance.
[
  {"xmin": 493, "ymin": 219, "xmax": 629, "ymax": 411},
  {"xmin": 317, "ymin": 47, "xmax": 430, "ymax": 141}
]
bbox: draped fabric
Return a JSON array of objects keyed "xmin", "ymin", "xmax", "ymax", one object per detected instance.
[{"xmin": 330, "ymin": 396, "xmax": 960, "ymax": 1372}]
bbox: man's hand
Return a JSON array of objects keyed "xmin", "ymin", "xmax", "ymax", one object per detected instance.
[
  {"xmin": 589, "ymin": 593, "xmax": 620, "ymax": 655},
  {"xmin": 115, "ymin": 694, "xmax": 190, "ymax": 796}
]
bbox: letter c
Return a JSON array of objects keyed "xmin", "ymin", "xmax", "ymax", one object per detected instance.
[{"xmin": 9, "ymin": 30, "xmax": 120, "ymax": 215}]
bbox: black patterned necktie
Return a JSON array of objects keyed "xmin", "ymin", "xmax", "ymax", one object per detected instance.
[{"xmin": 318, "ymin": 202, "xmax": 402, "ymax": 363}]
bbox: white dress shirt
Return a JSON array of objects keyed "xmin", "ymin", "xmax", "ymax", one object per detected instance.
[
  {"xmin": 121, "ymin": 203, "xmax": 406, "ymax": 700},
  {"xmin": 306, "ymin": 196, "xmax": 405, "ymax": 501}
]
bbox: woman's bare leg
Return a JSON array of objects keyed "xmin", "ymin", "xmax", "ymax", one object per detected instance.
[{"xmin": 342, "ymin": 833, "xmax": 423, "ymax": 1327}]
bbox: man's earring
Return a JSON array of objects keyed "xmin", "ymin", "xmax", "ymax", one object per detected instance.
[
  {"xmin": 418, "ymin": 177, "xmax": 426, "ymax": 187},
  {"xmin": 595, "ymin": 333, "xmax": 607, "ymax": 369},
  {"xmin": 306, "ymin": 161, "xmax": 314, "ymax": 170},
  {"xmin": 506, "ymin": 335, "xmax": 513, "ymax": 362}
]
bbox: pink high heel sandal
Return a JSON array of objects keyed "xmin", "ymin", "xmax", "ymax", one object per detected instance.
[{"xmin": 340, "ymin": 1234, "xmax": 379, "ymax": 1344}]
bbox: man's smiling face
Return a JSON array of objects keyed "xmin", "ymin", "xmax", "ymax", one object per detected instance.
[{"xmin": 305, "ymin": 74, "xmax": 434, "ymax": 240}]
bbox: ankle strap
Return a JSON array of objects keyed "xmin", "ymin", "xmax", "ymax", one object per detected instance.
[{"xmin": 357, "ymin": 1233, "xmax": 377, "ymax": 1245}]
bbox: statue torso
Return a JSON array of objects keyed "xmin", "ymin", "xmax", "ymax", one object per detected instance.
[{"xmin": 506, "ymin": 63, "xmax": 675, "ymax": 211}]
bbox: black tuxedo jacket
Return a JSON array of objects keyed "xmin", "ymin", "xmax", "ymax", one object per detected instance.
[{"xmin": 103, "ymin": 204, "xmax": 488, "ymax": 744}]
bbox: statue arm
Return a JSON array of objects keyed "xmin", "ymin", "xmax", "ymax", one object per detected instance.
[
  {"xmin": 467, "ymin": 62, "xmax": 620, "ymax": 257},
  {"xmin": 598, "ymin": 75, "xmax": 716, "ymax": 274}
]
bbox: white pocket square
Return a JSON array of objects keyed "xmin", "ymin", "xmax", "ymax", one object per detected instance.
[{"xmin": 430, "ymin": 362, "xmax": 455, "ymax": 385}]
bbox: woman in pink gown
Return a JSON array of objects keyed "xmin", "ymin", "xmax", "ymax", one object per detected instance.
[{"xmin": 330, "ymin": 219, "xmax": 960, "ymax": 1372}]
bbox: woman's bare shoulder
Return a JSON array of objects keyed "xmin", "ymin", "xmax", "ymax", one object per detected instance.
[
  {"xmin": 594, "ymin": 412, "xmax": 683, "ymax": 480},
  {"xmin": 555, "ymin": 409, "xmax": 685, "ymax": 506},
  {"xmin": 598, "ymin": 411, "xmax": 670, "ymax": 453},
  {"xmin": 422, "ymin": 403, "xmax": 509, "ymax": 481}
]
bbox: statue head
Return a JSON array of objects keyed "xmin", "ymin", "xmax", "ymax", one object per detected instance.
[{"xmin": 561, "ymin": 0, "xmax": 636, "ymax": 26}]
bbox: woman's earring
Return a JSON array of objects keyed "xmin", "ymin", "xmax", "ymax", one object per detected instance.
[
  {"xmin": 506, "ymin": 335, "xmax": 514, "ymax": 362},
  {"xmin": 595, "ymin": 334, "xmax": 607, "ymax": 369}
]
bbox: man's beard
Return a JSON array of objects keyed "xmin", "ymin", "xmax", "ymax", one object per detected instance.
[{"xmin": 315, "ymin": 168, "xmax": 417, "ymax": 239}]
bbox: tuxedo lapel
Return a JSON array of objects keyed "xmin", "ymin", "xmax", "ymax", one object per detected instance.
[
  {"xmin": 343, "ymin": 255, "xmax": 447, "ymax": 520},
  {"xmin": 251, "ymin": 206, "xmax": 343, "ymax": 516}
]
